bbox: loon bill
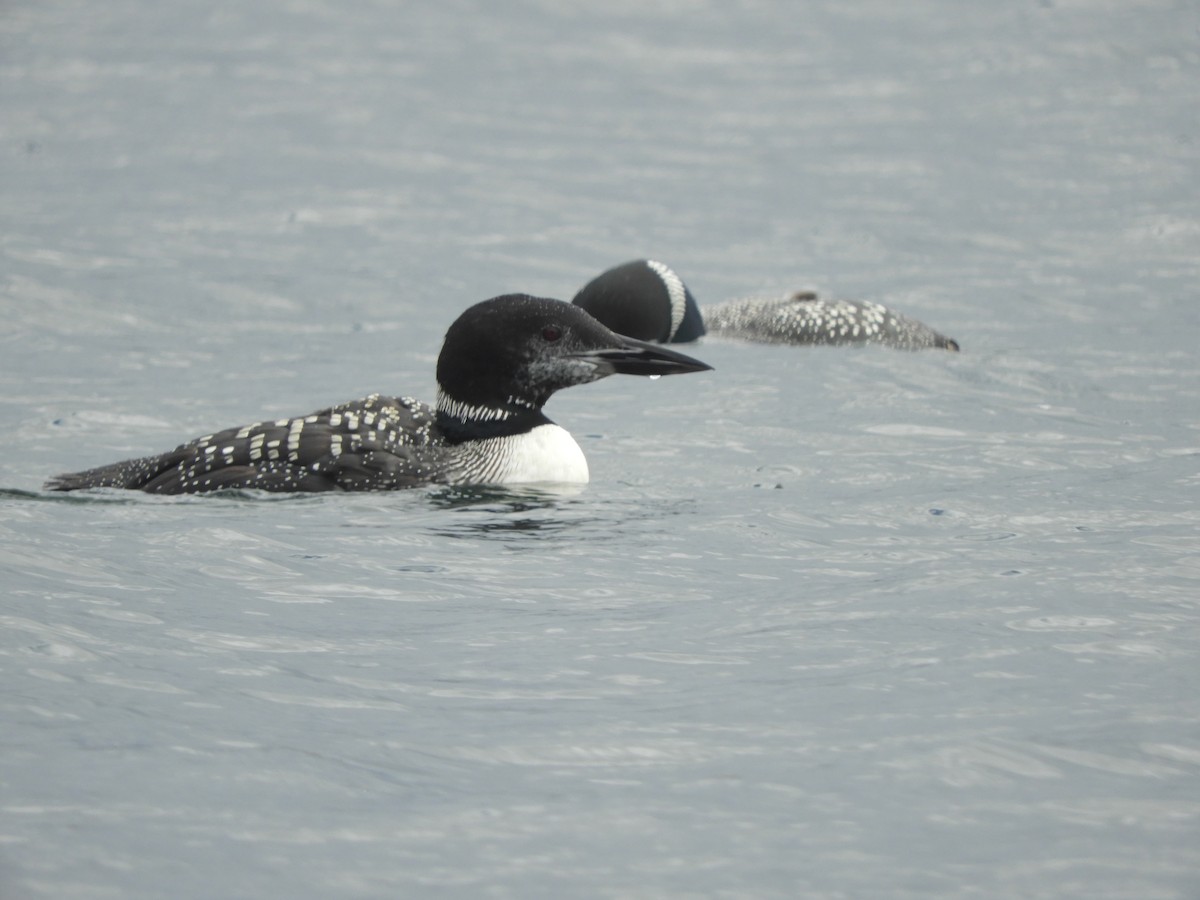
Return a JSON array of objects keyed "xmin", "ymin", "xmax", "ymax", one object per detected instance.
[
  {"xmin": 45, "ymin": 295, "xmax": 712, "ymax": 494},
  {"xmin": 572, "ymin": 259, "xmax": 959, "ymax": 351}
]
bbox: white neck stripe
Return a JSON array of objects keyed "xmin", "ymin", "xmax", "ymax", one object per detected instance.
[
  {"xmin": 647, "ymin": 259, "xmax": 687, "ymax": 341},
  {"xmin": 436, "ymin": 390, "xmax": 512, "ymax": 423}
]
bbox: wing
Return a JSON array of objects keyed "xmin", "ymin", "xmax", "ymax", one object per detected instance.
[
  {"xmin": 703, "ymin": 292, "xmax": 959, "ymax": 351},
  {"xmin": 45, "ymin": 394, "xmax": 452, "ymax": 494}
]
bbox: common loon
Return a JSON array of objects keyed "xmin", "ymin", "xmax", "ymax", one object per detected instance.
[
  {"xmin": 572, "ymin": 259, "xmax": 960, "ymax": 351},
  {"xmin": 45, "ymin": 295, "xmax": 712, "ymax": 494}
]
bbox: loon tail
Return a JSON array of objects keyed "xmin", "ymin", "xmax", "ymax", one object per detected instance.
[{"xmin": 44, "ymin": 449, "xmax": 193, "ymax": 492}]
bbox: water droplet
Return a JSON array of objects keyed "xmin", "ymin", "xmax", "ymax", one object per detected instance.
[{"xmin": 648, "ymin": 374, "xmax": 661, "ymax": 380}]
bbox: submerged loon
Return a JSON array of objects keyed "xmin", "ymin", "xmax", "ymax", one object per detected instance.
[
  {"xmin": 572, "ymin": 259, "xmax": 959, "ymax": 351},
  {"xmin": 45, "ymin": 295, "xmax": 712, "ymax": 494}
]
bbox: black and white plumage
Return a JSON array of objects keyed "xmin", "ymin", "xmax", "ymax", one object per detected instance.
[
  {"xmin": 573, "ymin": 259, "xmax": 960, "ymax": 351},
  {"xmin": 568, "ymin": 259, "xmax": 707, "ymax": 344},
  {"xmin": 45, "ymin": 295, "xmax": 712, "ymax": 494}
]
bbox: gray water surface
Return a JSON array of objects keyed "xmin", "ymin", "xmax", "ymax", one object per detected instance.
[{"xmin": 2, "ymin": 2, "xmax": 1199, "ymax": 898}]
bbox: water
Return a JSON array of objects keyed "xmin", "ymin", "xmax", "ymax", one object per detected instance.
[{"xmin": 3, "ymin": 1, "xmax": 1199, "ymax": 897}]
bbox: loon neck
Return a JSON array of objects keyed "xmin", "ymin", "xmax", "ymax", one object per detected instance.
[
  {"xmin": 645, "ymin": 259, "xmax": 689, "ymax": 341},
  {"xmin": 435, "ymin": 390, "xmax": 551, "ymax": 444}
]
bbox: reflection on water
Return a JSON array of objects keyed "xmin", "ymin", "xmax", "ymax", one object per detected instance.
[
  {"xmin": 429, "ymin": 484, "xmax": 604, "ymax": 542},
  {"xmin": 429, "ymin": 487, "xmax": 583, "ymax": 542},
  {"xmin": 423, "ymin": 483, "xmax": 701, "ymax": 545},
  {"xmin": 7, "ymin": 483, "xmax": 581, "ymax": 513},
  {"xmin": 3, "ymin": 486, "xmax": 149, "ymax": 505},
  {"xmin": 426, "ymin": 483, "xmax": 587, "ymax": 511},
  {"xmin": 6, "ymin": 486, "xmax": 323, "ymax": 505}
]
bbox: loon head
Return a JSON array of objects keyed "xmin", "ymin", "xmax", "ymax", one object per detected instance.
[
  {"xmin": 571, "ymin": 259, "xmax": 706, "ymax": 344},
  {"xmin": 435, "ymin": 294, "xmax": 711, "ymax": 437}
]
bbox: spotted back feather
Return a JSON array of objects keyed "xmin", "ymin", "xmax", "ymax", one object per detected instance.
[{"xmin": 46, "ymin": 394, "xmax": 448, "ymax": 494}]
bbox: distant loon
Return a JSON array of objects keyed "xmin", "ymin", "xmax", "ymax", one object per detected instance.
[
  {"xmin": 45, "ymin": 295, "xmax": 712, "ymax": 494},
  {"xmin": 572, "ymin": 259, "xmax": 959, "ymax": 351}
]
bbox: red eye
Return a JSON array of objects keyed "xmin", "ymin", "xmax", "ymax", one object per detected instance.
[{"xmin": 542, "ymin": 325, "xmax": 562, "ymax": 342}]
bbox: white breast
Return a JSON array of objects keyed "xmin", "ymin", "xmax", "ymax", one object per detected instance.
[
  {"xmin": 451, "ymin": 423, "xmax": 590, "ymax": 485},
  {"xmin": 501, "ymin": 424, "xmax": 590, "ymax": 483}
]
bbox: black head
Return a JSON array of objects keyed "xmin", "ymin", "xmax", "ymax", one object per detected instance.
[
  {"xmin": 436, "ymin": 294, "xmax": 712, "ymax": 426},
  {"xmin": 572, "ymin": 259, "xmax": 707, "ymax": 344}
]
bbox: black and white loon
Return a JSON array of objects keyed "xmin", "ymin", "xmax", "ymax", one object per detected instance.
[
  {"xmin": 45, "ymin": 295, "xmax": 712, "ymax": 494},
  {"xmin": 572, "ymin": 259, "xmax": 959, "ymax": 351}
]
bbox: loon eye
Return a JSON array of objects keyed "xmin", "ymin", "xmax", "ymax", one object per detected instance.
[{"xmin": 541, "ymin": 325, "xmax": 563, "ymax": 342}]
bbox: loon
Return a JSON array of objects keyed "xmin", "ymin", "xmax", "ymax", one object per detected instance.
[
  {"xmin": 44, "ymin": 295, "xmax": 712, "ymax": 494},
  {"xmin": 572, "ymin": 259, "xmax": 959, "ymax": 351}
]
